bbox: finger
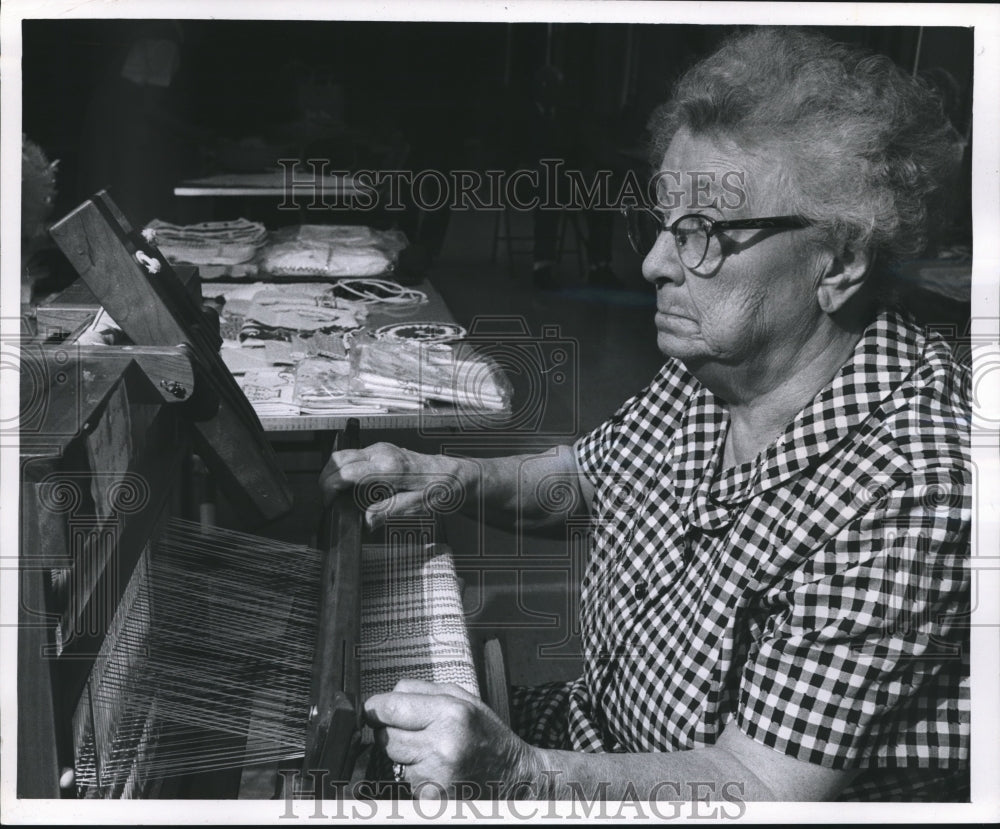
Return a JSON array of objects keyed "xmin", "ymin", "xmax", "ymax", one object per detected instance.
[
  {"xmin": 364, "ymin": 691, "xmax": 456, "ymax": 731},
  {"xmin": 394, "ymin": 678, "xmax": 479, "ymax": 704},
  {"xmin": 377, "ymin": 727, "xmax": 440, "ymax": 766},
  {"xmin": 365, "ymin": 490, "xmax": 428, "ymax": 530},
  {"xmin": 320, "ymin": 449, "xmax": 376, "ymax": 492},
  {"xmin": 375, "ymin": 726, "xmax": 425, "ymax": 766}
]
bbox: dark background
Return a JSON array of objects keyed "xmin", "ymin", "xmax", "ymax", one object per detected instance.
[{"xmin": 22, "ymin": 19, "xmax": 974, "ymax": 229}]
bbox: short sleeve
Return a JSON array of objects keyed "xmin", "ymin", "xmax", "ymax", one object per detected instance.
[
  {"xmin": 575, "ymin": 360, "xmax": 693, "ymax": 488},
  {"xmin": 574, "ymin": 413, "xmax": 622, "ymax": 486},
  {"xmin": 736, "ymin": 467, "xmax": 970, "ymax": 770}
]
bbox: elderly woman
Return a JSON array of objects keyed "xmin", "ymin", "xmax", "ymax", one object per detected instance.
[{"xmin": 321, "ymin": 28, "xmax": 969, "ymax": 802}]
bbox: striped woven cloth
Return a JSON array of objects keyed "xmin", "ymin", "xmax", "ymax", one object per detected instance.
[{"xmin": 360, "ymin": 543, "xmax": 479, "ymax": 700}]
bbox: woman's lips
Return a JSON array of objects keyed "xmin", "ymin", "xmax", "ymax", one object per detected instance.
[
  {"xmin": 656, "ymin": 309, "xmax": 696, "ymax": 323},
  {"xmin": 655, "ymin": 310, "xmax": 699, "ymax": 336}
]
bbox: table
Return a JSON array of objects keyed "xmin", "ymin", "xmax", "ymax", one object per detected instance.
[
  {"xmin": 173, "ymin": 168, "xmax": 384, "ymax": 228},
  {"xmin": 174, "ymin": 170, "xmax": 363, "ymax": 201},
  {"xmin": 35, "ymin": 273, "xmax": 507, "ymax": 434},
  {"xmin": 215, "ymin": 278, "xmax": 508, "ymax": 434}
]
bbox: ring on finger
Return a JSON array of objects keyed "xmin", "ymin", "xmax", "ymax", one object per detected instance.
[{"xmin": 392, "ymin": 762, "xmax": 406, "ymax": 783}]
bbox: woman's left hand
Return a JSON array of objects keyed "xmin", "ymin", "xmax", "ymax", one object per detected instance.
[{"xmin": 364, "ymin": 678, "xmax": 541, "ymax": 800}]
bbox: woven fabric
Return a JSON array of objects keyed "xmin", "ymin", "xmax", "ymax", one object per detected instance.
[
  {"xmin": 513, "ymin": 308, "xmax": 971, "ymax": 801},
  {"xmin": 144, "ymin": 217, "xmax": 267, "ymax": 265},
  {"xmin": 360, "ymin": 544, "xmax": 479, "ymax": 700}
]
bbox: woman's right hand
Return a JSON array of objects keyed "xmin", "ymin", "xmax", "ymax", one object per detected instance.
[{"xmin": 320, "ymin": 442, "xmax": 472, "ymax": 529}]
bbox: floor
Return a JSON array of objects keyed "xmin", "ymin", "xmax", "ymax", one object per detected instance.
[{"xmin": 258, "ymin": 205, "xmax": 666, "ymax": 689}]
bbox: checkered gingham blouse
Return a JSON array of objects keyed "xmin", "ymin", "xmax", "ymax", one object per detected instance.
[{"xmin": 511, "ymin": 309, "xmax": 971, "ymax": 802}]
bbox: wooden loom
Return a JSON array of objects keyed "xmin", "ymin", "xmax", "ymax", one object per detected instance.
[{"xmin": 17, "ymin": 192, "xmax": 482, "ymax": 799}]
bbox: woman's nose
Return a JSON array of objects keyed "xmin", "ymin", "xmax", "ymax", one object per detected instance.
[{"xmin": 642, "ymin": 231, "xmax": 684, "ymax": 286}]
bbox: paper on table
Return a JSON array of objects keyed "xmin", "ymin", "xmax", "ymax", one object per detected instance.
[
  {"xmin": 220, "ymin": 344, "xmax": 270, "ymax": 375},
  {"xmin": 349, "ymin": 340, "xmax": 511, "ymax": 412},
  {"xmin": 291, "ymin": 357, "xmax": 392, "ymax": 415},
  {"xmin": 293, "ymin": 357, "xmax": 350, "ymax": 406},
  {"xmin": 238, "ymin": 368, "xmax": 299, "ymax": 416}
]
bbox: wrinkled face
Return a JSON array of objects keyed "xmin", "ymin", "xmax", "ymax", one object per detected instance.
[{"xmin": 643, "ymin": 129, "xmax": 827, "ymax": 372}]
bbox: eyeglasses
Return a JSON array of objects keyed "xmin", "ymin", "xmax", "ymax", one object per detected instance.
[{"xmin": 622, "ymin": 205, "xmax": 811, "ymax": 271}]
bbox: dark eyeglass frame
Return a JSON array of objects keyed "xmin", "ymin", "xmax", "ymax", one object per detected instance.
[{"xmin": 622, "ymin": 204, "xmax": 811, "ymax": 270}]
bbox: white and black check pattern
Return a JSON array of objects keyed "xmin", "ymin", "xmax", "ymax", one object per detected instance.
[{"xmin": 512, "ymin": 309, "xmax": 970, "ymax": 801}]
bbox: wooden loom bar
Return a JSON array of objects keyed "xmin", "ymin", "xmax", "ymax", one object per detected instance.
[{"xmin": 48, "ymin": 192, "xmax": 292, "ymax": 522}]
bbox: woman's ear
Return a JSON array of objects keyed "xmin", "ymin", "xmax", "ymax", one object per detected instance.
[{"xmin": 815, "ymin": 244, "xmax": 871, "ymax": 314}]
